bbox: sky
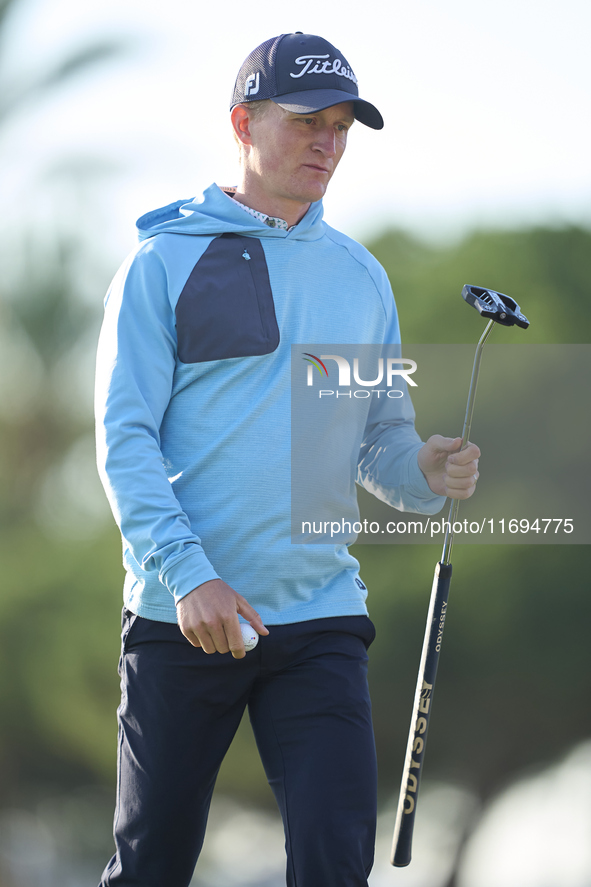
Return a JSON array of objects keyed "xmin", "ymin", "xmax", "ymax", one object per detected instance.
[{"xmin": 1, "ymin": 0, "xmax": 590, "ymax": 255}]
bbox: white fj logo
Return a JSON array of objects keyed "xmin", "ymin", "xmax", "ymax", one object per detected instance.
[{"xmin": 244, "ymin": 72, "xmax": 260, "ymax": 96}]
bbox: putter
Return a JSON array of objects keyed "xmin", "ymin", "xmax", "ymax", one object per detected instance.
[{"xmin": 390, "ymin": 285, "xmax": 529, "ymax": 867}]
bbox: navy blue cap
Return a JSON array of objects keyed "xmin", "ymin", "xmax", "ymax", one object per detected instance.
[{"xmin": 231, "ymin": 33, "xmax": 384, "ymax": 130}]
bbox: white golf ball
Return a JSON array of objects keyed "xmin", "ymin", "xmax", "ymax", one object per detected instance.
[{"xmin": 240, "ymin": 623, "xmax": 259, "ymax": 652}]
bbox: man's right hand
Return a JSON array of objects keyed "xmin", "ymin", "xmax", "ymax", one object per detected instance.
[{"xmin": 177, "ymin": 579, "xmax": 269, "ymax": 659}]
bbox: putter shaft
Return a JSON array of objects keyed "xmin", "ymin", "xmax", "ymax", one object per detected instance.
[{"xmin": 441, "ymin": 319, "xmax": 495, "ymax": 564}]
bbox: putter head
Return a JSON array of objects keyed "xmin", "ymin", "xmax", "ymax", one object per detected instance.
[{"xmin": 462, "ymin": 285, "xmax": 529, "ymax": 329}]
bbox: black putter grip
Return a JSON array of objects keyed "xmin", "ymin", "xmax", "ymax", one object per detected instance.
[{"xmin": 390, "ymin": 562, "xmax": 453, "ymax": 867}]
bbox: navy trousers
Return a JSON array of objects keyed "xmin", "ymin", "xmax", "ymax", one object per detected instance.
[{"xmin": 100, "ymin": 611, "xmax": 378, "ymax": 887}]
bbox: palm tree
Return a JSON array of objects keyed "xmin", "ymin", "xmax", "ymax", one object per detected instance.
[
  {"xmin": 0, "ymin": 0, "xmax": 128, "ymax": 124},
  {"xmin": 0, "ymin": 2, "xmax": 134, "ymax": 839},
  {"xmin": 0, "ymin": 0, "xmax": 129, "ymax": 527}
]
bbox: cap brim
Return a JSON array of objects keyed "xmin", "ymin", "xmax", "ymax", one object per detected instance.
[{"xmin": 273, "ymin": 88, "xmax": 384, "ymax": 130}]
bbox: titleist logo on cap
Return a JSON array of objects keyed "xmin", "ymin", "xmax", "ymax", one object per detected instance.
[{"xmin": 290, "ymin": 54, "xmax": 358, "ymax": 85}]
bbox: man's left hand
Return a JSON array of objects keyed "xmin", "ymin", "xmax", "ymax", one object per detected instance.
[{"xmin": 418, "ymin": 435, "xmax": 481, "ymax": 499}]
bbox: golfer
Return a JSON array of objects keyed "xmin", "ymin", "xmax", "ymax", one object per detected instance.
[{"xmin": 95, "ymin": 32, "xmax": 480, "ymax": 887}]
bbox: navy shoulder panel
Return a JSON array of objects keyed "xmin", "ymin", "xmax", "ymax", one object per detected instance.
[{"xmin": 176, "ymin": 233, "xmax": 280, "ymax": 363}]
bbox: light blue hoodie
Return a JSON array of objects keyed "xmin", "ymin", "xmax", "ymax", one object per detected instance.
[{"xmin": 95, "ymin": 184, "xmax": 445, "ymax": 625}]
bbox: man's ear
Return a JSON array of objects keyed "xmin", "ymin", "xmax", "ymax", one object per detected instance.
[{"xmin": 231, "ymin": 105, "xmax": 253, "ymax": 150}]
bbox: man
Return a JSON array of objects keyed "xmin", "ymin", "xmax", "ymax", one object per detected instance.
[{"xmin": 95, "ymin": 33, "xmax": 480, "ymax": 887}]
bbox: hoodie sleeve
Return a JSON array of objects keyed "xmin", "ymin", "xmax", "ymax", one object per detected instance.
[
  {"xmin": 94, "ymin": 242, "xmax": 220, "ymax": 604},
  {"xmin": 356, "ymin": 266, "xmax": 447, "ymax": 515}
]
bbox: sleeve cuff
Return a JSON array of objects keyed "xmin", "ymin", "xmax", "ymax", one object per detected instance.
[
  {"xmin": 405, "ymin": 452, "xmax": 448, "ymax": 506},
  {"xmin": 160, "ymin": 546, "xmax": 221, "ymax": 605}
]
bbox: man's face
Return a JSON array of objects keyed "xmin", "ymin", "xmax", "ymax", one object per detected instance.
[{"xmin": 244, "ymin": 100, "xmax": 355, "ymax": 208}]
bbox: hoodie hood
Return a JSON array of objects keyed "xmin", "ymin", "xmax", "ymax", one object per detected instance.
[{"xmin": 136, "ymin": 183, "xmax": 326, "ymax": 243}]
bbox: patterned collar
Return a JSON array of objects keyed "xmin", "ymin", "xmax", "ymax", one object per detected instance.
[
  {"xmin": 235, "ymin": 201, "xmax": 293, "ymax": 231},
  {"xmin": 222, "ymin": 187, "xmax": 295, "ymax": 231}
]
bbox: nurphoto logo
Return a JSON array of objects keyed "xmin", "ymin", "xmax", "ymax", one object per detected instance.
[{"xmin": 302, "ymin": 352, "xmax": 417, "ymax": 399}]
